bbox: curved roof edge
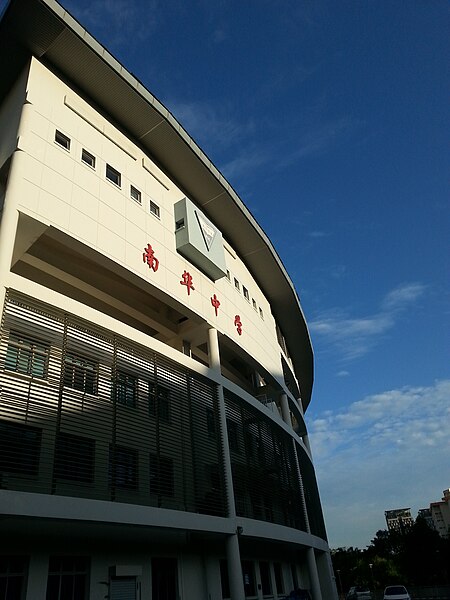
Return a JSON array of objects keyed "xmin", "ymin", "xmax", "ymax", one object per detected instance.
[{"xmin": 0, "ymin": 0, "xmax": 314, "ymax": 408}]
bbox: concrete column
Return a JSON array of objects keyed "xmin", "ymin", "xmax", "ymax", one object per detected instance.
[
  {"xmin": 208, "ymin": 327, "xmax": 245, "ymax": 600},
  {"xmin": 226, "ymin": 533, "xmax": 245, "ymax": 600},
  {"xmin": 25, "ymin": 553, "xmax": 49, "ymax": 600},
  {"xmin": 0, "ymin": 152, "xmax": 21, "ymax": 316},
  {"xmin": 292, "ymin": 440, "xmax": 322, "ymax": 600},
  {"xmin": 280, "ymin": 393, "xmax": 291, "ymax": 426},
  {"xmin": 306, "ymin": 548, "xmax": 322, "ymax": 600}
]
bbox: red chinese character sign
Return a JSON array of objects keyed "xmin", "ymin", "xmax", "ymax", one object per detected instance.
[
  {"xmin": 211, "ymin": 294, "xmax": 220, "ymax": 316},
  {"xmin": 180, "ymin": 270, "xmax": 195, "ymax": 295},
  {"xmin": 234, "ymin": 315, "xmax": 243, "ymax": 335},
  {"xmin": 143, "ymin": 243, "xmax": 159, "ymax": 272}
]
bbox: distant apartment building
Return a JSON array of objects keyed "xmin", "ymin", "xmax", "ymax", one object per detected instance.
[
  {"xmin": 430, "ymin": 489, "xmax": 450, "ymax": 538},
  {"xmin": 385, "ymin": 508, "xmax": 414, "ymax": 533},
  {"xmin": 417, "ymin": 508, "xmax": 435, "ymax": 530}
]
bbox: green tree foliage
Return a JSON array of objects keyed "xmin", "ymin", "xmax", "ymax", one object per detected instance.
[{"xmin": 331, "ymin": 520, "xmax": 450, "ymax": 593}]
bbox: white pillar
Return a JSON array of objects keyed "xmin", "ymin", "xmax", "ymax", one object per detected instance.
[
  {"xmin": 280, "ymin": 392, "xmax": 291, "ymax": 426},
  {"xmin": 306, "ymin": 548, "xmax": 322, "ymax": 600},
  {"xmin": 0, "ymin": 152, "xmax": 21, "ymax": 316},
  {"xmin": 208, "ymin": 327, "xmax": 245, "ymax": 600}
]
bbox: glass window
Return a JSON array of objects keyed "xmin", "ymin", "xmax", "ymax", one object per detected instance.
[
  {"xmin": 206, "ymin": 408, "xmax": 216, "ymax": 438},
  {"xmin": 55, "ymin": 130, "xmax": 70, "ymax": 150},
  {"xmin": 55, "ymin": 432, "xmax": 95, "ymax": 483},
  {"xmin": 252, "ymin": 298, "xmax": 257, "ymax": 310},
  {"xmin": 259, "ymin": 561, "xmax": 272, "ymax": 595},
  {"xmin": 46, "ymin": 556, "xmax": 89, "ymax": 600},
  {"xmin": 234, "ymin": 278, "xmax": 240, "ymax": 292},
  {"xmin": 130, "ymin": 185, "xmax": 141, "ymax": 204},
  {"xmin": 149, "ymin": 383, "xmax": 170, "ymax": 422},
  {"xmin": 226, "ymin": 270, "xmax": 231, "ymax": 281},
  {"xmin": 109, "ymin": 445, "xmax": 138, "ymax": 490},
  {"xmin": 150, "ymin": 200, "xmax": 160, "ymax": 218},
  {"xmin": 226, "ymin": 419, "xmax": 239, "ymax": 453},
  {"xmin": 241, "ymin": 561, "xmax": 256, "ymax": 597},
  {"xmin": 116, "ymin": 371, "xmax": 137, "ymax": 408},
  {"xmin": 5, "ymin": 332, "xmax": 49, "ymax": 378},
  {"xmin": 63, "ymin": 353, "xmax": 97, "ymax": 394},
  {"xmin": 149, "ymin": 454, "xmax": 174, "ymax": 497},
  {"xmin": 243, "ymin": 286, "xmax": 249, "ymax": 301},
  {"xmin": 273, "ymin": 562, "xmax": 284, "ymax": 594},
  {"xmin": 0, "ymin": 420, "xmax": 41, "ymax": 476},
  {"xmin": 106, "ymin": 164, "xmax": 121, "ymax": 187},
  {"xmin": 0, "ymin": 556, "xmax": 28, "ymax": 600},
  {"xmin": 220, "ymin": 560, "xmax": 230, "ymax": 599},
  {"xmin": 81, "ymin": 149, "xmax": 95, "ymax": 168},
  {"xmin": 259, "ymin": 307, "xmax": 264, "ymax": 320}
]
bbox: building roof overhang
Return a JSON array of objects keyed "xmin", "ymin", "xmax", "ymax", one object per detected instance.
[{"xmin": 0, "ymin": 0, "xmax": 314, "ymax": 408}]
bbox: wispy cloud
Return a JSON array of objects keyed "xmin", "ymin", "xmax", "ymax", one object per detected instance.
[
  {"xmin": 309, "ymin": 379, "xmax": 450, "ymax": 547},
  {"xmin": 63, "ymin": 0, "xmax": 157, "ymax": 47},
  {"xmin": 166, "ymin": 100, "xmax": 255, "ymax": 152},
  {"xmin": 309, "ymin": 282, "xmax": 426, "ymax": 361}
]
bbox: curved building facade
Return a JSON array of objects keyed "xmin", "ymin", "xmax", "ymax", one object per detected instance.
[{"xmin": 0, "ymin": 1, "xmax": 337, "ymax": 598}]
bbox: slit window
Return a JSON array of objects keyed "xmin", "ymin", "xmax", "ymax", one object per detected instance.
[
  {"xmin": 0, "ymin": 420, "xmax": 42, "ymax": 476},
  {"xmin": 55, "ymin": 130, "xmax": 70, "ymax": 150},
  {"xmin": 63, "ymin": 353, "xmax": 97, "ymax": 395},
  {"xmin": 234, "ymin": 278, "xmax": 240, "ymax": 292},
  {"xmin": 243, "ymin": 286, "xmax": 249, "ymax": 301},
  {"xmin": 81, "ymin": 149, "xmax": 95, "ymax": 168},
  {"xmin": 55, "ymin": 432, "xmax": 95, "ymax": 483},
  {"xmin": 109, "ymin": 445, "xmax": 138, "ymax": 490},
  {"xmin": 149, "ymin": 383, "xmax": 170, "ymax": 422},
  {"xmin": 149, "ymin": 454, "xmax": 174, "ymax": 497},
  {"xmin": 150, "ymin": 200, "xmax": 160, "ymax": 218},
  {"xmin": 106, "ymin": 164, "xmax": 121, "ymax": 187},
  {"xmin": 130, "ymin": 185, "xmax": 141, "ymax": 204},
  {"xmin": 259, "ymin": 307, "xmax": 264, "ymax": 320},
  {"xmin": 5, "ymin": 332, "xmax": 49, "ymax": 378},
  {"xmin": 116, "ymin": 371, "xmax": 137, "ymax": 408},
  {"xmin": 252, "ymin": 298, "xmax": 257, "ymax": 310},
  {"xmin": 226, "ymin": 270, "xmax": 231, "ymax": 281}
]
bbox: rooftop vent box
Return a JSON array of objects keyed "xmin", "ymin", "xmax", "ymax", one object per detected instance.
[{"xmin": 174, "ymin": 197, "xmax": 227, "ymax": 281}]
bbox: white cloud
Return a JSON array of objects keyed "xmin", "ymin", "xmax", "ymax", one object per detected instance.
[
  {"xmin": 382, "ymin": 282, "xmax": 427, "ymax": 311},
  {"xmin": 336, "ymin": 370, "xmax": 350, "ymax": 377},
  {"xmin": 309, "ymin": 282, "xmax": 426, "ymax": 361},
  {"xmin": 308, "ymin": 379, "xmax": 450, "ymax": 548}
]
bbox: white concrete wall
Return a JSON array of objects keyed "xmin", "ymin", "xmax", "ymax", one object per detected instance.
[{"xmin": 8, "ymin": 57, "xmax": 294, "ymax": 392}]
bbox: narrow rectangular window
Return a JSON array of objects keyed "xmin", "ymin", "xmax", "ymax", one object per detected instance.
[
  {"xmin": 116, "ymin": 371, "xmax": 137, "ymax": 408},
  {"xmin": 0, "ymin": 557, "xmax": 28, "ymax": 600},
  {"xmin": 252, "ymin": 298, "xmax": 257, "ymax": 310},
  {"xmin": 206, "ymin": 408, "xmax": 216, "ymax": 438},
  {"xmin": 130, "ymin": 185, "xmax": 141, "ymax": 204},
  {"xmin": 106, "ymin": 164, "xmax": 121, "ymax": 187},
  {"xmin": 55, "ymin": 130, "xmax": 70, "ymax": 150},
  {"xmin": 274, "ymin": 562, "xmax": 284, "ymax": 594},
  {"xmin": 259, "ymin": 561, "xmax": 272, "ymax": 595},
  {"xmin": 243, "ymin": 286, "xmax": 249, "ymax": 301},
  {"xmin": 149, "ymin": 383, "xmax": 170, "ymax": 422},
  {"xmin": 259, "ymin": 307, "xmax": 264, "ymax": 320},
  {"xmin": 150, "ymin": 200, "xmax": 160, "ymax": 218},
  {"xmin": 226, "ymin": 419, "xmax": 239, "ymax": 453},
  {"xmin": 234, "ymin": 278, "xmax": 240, "ymax": 292},
  {"xmin": 5, "ymin": 332, "xmax": 49, "ymax": 378},
  {"xmin": 55, "ymin": 432, "xmax": 95, "ymax": 483},
  {"xmin": 149, "ymin": 454, "xmax": 174, "ymax": 497},
  {"xmin": 63, "ymin": 353, "xmax": 97, "ymax": 395},
  {"xmin": 226, "ymin": 270, "xmax": 231, "ymax": 281},
  {"xmin": 81, "ymin": 149, "xmax": 95, "ymax": 168},
  {"xmin": 46, "ymin": 556, "xmax": 89, "ymax": 600},
  {"xmin": 109, "ymin": 445, "xmax": 138, "ymax": 490},
  {"xmin": 0, "ymin": 420, "xmax": 41, "ymax": 476}
]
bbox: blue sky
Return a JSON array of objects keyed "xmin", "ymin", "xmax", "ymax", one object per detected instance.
[{"xmin": 59, "ymin": 0, "xmax": 449, "ymax": 548}]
